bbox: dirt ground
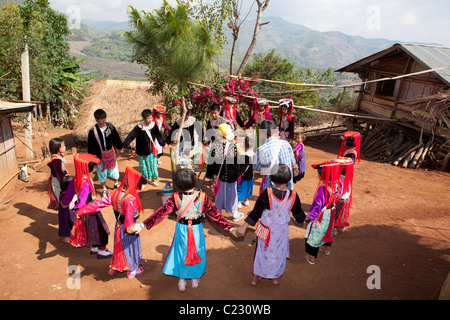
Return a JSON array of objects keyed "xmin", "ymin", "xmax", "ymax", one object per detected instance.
[{"xmin": 0, "ymin": 124, "xmax": 449, "ymax": 301}]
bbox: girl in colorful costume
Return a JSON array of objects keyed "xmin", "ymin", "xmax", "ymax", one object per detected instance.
[
  {"xmin": 338, "ymin": 131, "xmax": 361, "ymax": 165},
  {"xmin": 236, "ymin": 164, "xmax": 305, "ymax": 286},
  {"xmin": 220, "ymin": 96, "xmax": 246, "ymax": 130},
  {"xmin": 69, "ymin": 153, "xmax": 112, "ymax": 258},
  {"xmin": 135, "ymin": 168, "xmax": 238, "ymax": 291},
  {"xmin": 245, "ymin": 98, "xmax": 273, "ymax": 129},
  {"xmin": 206, "ymin": 123, "xmax": 244, "ymax": 222},
  {"xmin": 77, "ymin": 167, "xmax": 148, "ymax": 278},
  {"xmin": 278, "ymin": 98, "xmax": 295, "ymax": 140},
  {"xmin": 292, "ymin": 133, "xmax": 306, "ymax": 183},
  {"xmin": 152, "ymin": 105, "xmax": 171, "ymax": 164},
  {"xmin": 237, "ymin": 136, "xmax": 254, "ymax": 209},
  {"xmin": 332, "ymin": 157, "xmax": 354, "ymax": 233},
  {"xmin": 58, "ymin": 175, "xmax": 76, "ymax": 243},
  {"xmin": 304, "ymin": 160, "xmax": 342, "ymax": 264},
  {"xmin": 47, "ymin": 138, "xmax": 69, "ymax": 210}
]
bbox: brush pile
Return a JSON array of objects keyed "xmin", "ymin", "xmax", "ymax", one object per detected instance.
[{"xmin": 361, "ymin": 122, "xmax": 449, "ymax": 171}]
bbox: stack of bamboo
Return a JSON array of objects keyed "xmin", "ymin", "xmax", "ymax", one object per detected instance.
[{"xmin": 361, "ymin": 124, "xmax": 449, "ymax": 171}]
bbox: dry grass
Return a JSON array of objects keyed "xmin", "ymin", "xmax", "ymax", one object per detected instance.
[{"xmin": 73, "ymin": 80, "xmax": 163, "ymax": 140}]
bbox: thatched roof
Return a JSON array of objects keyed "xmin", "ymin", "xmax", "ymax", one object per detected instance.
[{"xmin": 73, "ymin": 80, "xmax": 162, "ymax": 139}]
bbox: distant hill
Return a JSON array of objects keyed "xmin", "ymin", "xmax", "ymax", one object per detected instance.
[{"xmin": 70, "ymin": 16, "xmax": 403, "ymax": 80}]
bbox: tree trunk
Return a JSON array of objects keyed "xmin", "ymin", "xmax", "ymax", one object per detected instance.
[
  {"xmin": 236, "ymin": 0, "xmax": 271, "ymax": 76},
  {"xmin": 229, "ymin": 33, "xmax": 238, "ymax": 75}
]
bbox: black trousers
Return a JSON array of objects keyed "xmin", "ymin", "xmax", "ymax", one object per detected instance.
[{"xmin": 305, "ymin": 240, "xmax": 332, "ymax": 258}]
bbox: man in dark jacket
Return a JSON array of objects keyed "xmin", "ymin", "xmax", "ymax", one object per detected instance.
[
  {"xmin": 87, "ymin": 109, "xmax": 123, "ymax": 196},
  {"xmin": 122, "ymin": 109, "xmax": 166, "ymax": 187}
]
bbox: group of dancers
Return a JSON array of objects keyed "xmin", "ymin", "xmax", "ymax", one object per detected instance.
[{"xmin": 45, "ymin": 95, "xmax": 361, "ymax": 290}]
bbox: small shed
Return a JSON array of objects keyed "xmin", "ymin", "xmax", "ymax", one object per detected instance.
[
  {"xmin": 336, "ymin": 43, "xmax": 450, "ymax": 170},
  {"xmin": 0, "ymin": 101, "xmax": 36, "ymax": 188}
]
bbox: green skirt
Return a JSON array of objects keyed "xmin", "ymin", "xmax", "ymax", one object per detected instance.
[{"xmin": 138, "ymin": 154, "xmax": 158, "ymax": 180}]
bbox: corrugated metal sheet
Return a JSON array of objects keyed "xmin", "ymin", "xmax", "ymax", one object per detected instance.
[
  {"xmin": 400, "ymin": 44, "xmax": 450, "ymax": 86},
  {"xmin": 337, "ymin": 43, "xmax": 450, "ymax": 87}
]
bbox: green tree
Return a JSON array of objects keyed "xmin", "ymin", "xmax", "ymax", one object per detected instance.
[
  {"xmin": 125, "ymin": 0, "xmax": 221, "ymax": 145},
  {"xmin": 242, "ymin": 49, "xmax": 338, "ymax": 123},
  {"xmin": 0, "ymin": 1, "xmax": 25, "ymax": 100},
  {"xmin": 0, "ymin": 0, "xmax": 93, "ymax": 127}
]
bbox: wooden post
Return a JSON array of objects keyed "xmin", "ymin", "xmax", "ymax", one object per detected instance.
[{"xmin": 21, "ymin": 36, "xmax": 34, "ymax": 160}]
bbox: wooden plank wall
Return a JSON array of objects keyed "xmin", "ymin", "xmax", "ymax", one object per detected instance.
[{"xmin": 0, "ymin": 116, "xmax": 18, "ymax": 187}]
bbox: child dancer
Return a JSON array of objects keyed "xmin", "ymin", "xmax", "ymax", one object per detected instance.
[
  {"xmin": 58, "ymin": 175, "xmax": 76, "ymax": 243},
  {"xmin": 304, "ymin": 161, "xmax": 342, "ymax": 264},
  {"xmin": 69, "ymin": 153, "xmax": 112, "ymax": 258},
  {"xmin": 245, "ymin": 98, "xmax": 273, "ymax": 129},
  {"xmin": 293, "ymin": 133, "xmax": 306, "ymax": 183},
  {"xmin": 87, "ymin": 109, "xmax": 123, "ymax": 197},
  {"xmin": 203, "ymin": 103, "xmax": 229, "ymax": 146},
  {"xmin": 236, "ymin": 164, "xmax": 305, "ymax": 286},
  {"xmin": 135, "ymin": 168, "xmax": 238, "ymax": 291},
  {"xmin": 206, "ymin": 123, "xmax": 244, "ymax": 221},
  {"xmin": 237, "ymin": 136, "xmax": 254, "ymax": 209},
  {"xmin": 123, "ymin": 109, "xmax": 166, "ymax": 187},
  {"xmin": 278, "ymin": 98, "xmax": 295, "ymax": 140},
  {"xmin": 77, "ymin": 167, "xmax": 148, "ymax": 279},
  {"xmin": 338, "ymin": 131, "xmax": 361, "ymax": 165},
  {"xmin": 220, "ymin": 96, "xmax": 246, "ymax": 130},
  {"xmin": 47, "ymin": 138, "xmax": 69, "ymax": 210},
  {"xmin": 332, "ymin": 157, "xmax": 354, "ymax": 233},
  {"xmin": 152, "ymin": 105, "xmax": 171, "ymax": 165}
]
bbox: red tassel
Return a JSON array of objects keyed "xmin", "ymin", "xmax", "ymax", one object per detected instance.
[
  {"xmin": 109, "ymin": 225, "xmax": 130, "ymax": 272},
  {"xmin": 264, "ymin": 233, "xmax": 271, "ymax": 251},
  {"xmin": 184, "ymin": 222, "xmax": 201, "ymax": 265},
  {"xmin": 70, "ymin": 218, "xmax": 87, "ymax": 247}
]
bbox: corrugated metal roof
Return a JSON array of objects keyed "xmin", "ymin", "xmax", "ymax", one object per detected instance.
[
  {"xmin": 337, "ymin": 43, "xmax": 450, "ymax": 87},
  {"xmin": 399, "ymin": 44, "xmax": 450, "ymax": 86},
  {"xmin": 0, "ymin": 101, "xmax": 36, "ymax": 115}
]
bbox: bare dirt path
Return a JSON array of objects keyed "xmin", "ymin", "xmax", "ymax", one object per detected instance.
[{"xmin": 0, "ymin": 126, "xmax": 449, "ymax": 300}]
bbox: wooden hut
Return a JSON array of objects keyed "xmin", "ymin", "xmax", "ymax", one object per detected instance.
[
  {"xmin": 336, "ymin": 43, "xmax": 450, "ymax": 170},
  {"xmin": 0, "ymin": 101, "xmax": 36, "ymax": 189}
]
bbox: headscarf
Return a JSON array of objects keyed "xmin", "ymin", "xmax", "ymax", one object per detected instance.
[
  {"xmin": 332, "ymin": 157, "xmax": 354, "ymax": 206},
  {"xmin": 278, "ymin": 98, "xmax": 294, "ymax": 122},
  {"xmin": 223, "ymin": 96, "xmax": 237, "ymax": 123},
  {"xmin": 338, "ymin": 131, "xmax": 361, "ymax": 163},
  {"xmin": 311, "ymin": 160, "xmax": 342, "ymax": 207},
  {"xmin": 152, "ymin": 105, "xmax": 166, "ymax": 123},
  {"xmin": 253, "ymin": 98, "xmax": 270, "ymax": 121},
  {"xmin": 114, "ymin": 167, "xmax": 148, "ymax": 213},
  {"xmin": 73, "ymin": 153, "xmax": 100, "ymax": 197}
]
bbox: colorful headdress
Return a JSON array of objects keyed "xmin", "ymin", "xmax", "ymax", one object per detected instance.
[
  {"xmin": 152, "ymin": 105, "xmax": 166, "ymax": 122},
  {"xmin": 116, "ymin": 167, "xmax": 148, "ymax": 213},
  {"xmin": 278, "ymin": 98, "xmax": 294, "ymax": 122},
  {"xmin": 332, "ymin": 157, "xmax": 354, "ymax": 206},
  {"xmin": 73, "ymin": 153, "xmax": 100, "ymax": 197},
  {"xmin": 253, "ymin": 98, "xmax": 270, "ymax": 120},
  {"xmin": 311, "ymin": 160, "xmax": 342, "ymax": 207},
  {"xmin": 338, "ymin": 131, "xmax": 361, "ymax": 163},
  {"xmin": 223, "ymin": 96, "xmax": 237, "ymax": 122}
]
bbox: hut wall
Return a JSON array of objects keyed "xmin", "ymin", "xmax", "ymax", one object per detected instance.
[
  {"xmin": 356, "ymin": 56, "xmax": 449, "ymax": 137},
  {"xmin": 0, "ymin": 116, "xmax": 18, "ymax": 187}
]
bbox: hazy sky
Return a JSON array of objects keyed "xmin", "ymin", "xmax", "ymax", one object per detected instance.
[{"xmin": 49, "ymin": 0, "xmax": 450, "ymax": 46}]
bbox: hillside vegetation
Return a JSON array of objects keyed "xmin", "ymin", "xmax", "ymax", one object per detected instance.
[{"xmin": 65, "ymin": 16, "xmax": 397, "ymax": 81}]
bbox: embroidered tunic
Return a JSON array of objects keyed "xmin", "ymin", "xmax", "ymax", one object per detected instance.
[{"xmin": 142, "ymin": 192, "xmax": 233, "ymax": 279}]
